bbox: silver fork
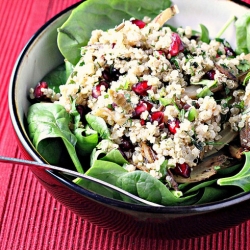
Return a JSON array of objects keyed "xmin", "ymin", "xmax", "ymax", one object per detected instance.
[{"xmin": 0, "ymin": 156, "xmax": 164, "ymax": 207}]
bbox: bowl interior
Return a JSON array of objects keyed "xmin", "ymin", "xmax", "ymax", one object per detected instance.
[{"xmin": 8, "ymin": 0, "xmax": 250, "ymax": 213}]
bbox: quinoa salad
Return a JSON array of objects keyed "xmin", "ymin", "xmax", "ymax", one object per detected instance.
[{"xmin": 27, "ymin": 4, "xmax": 250, "ymax": 205}]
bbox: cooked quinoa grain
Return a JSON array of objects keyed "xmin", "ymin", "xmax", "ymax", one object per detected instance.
[{"xmin": 55, "ymin": 16, "xmax": 250, "ymax": 181}]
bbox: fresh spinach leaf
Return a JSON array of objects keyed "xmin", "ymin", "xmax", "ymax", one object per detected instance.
[
  {"xmin": 200, "ymin": 24, "xmax": 210, "ymax": 43},
  {"xmin": 194, "ymin": 186, "xmax": 231, "ymax": 205},
  {"xmin": 83, "ymin": 160, "xmax": 197, "ymax": 205},
  {"xmin": 65, "ymin": 60, "xmax": 74, "ymax": 80},
  {"xmin": 78, "ymin": 160, "xmax": 126, "ymax": 200},
  {"xmin": 27, "ymin": 103, "xmax": 84, "ymax": 173},
  {"xmin": 74, "ymin": 128, "xmax": 99, "ymax": 156},
  {"xmin": 100, "ymin": 149, "xmax": 128, "ymax": 166},
  {"xmin": 235, "ymin": 12, "xmax": 250, "ymax": 54},
  {"xmin": 116, "ymin": 171, "xmax": 199, "ymax": 205},
  {"xmin": 159, "ymin": 160, "xmax": 168, "ymax": 179},
  {"xmin": 57, "ymin": 0, "xmax": 172, "ymax": 65},
  {"xmin": 218, "ymin": 151, "xmax": 250, "ymax": 192},
  {"xmin": 70, "ymin": 101, "xmax": 99, "ymax": 156},
  {"xmin": 85, "ymin": 113, "xmax": 110, "ymax": 139},
  {"xmin": 36, "ymin": 138, "xmax": 63, "ymax": 165},
  {"xmin": 86, "ymin": 159, "xmax": 128, "ymax": 185},
  {"xmin": 216, "ymin": 163, "xmax": 242, "ymax": 176},
  {"xmin": 184, "ymin": 179, "xmax": 217, "ymax": 195},
  {"xmin": 74, "ymin": 176, "xmax": 122, "ymax": 200},
  {"xmin": 41, "ymin": 64, "xmax": 67, "ymax": 93},
  {"xmin": 89, "ymin": 140, "xmax": 125, "ymax": 167}
]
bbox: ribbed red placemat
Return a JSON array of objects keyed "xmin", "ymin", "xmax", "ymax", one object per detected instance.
[{"xmin": 0, "ymin": 0, "xmax": 250, "ymax": 249}]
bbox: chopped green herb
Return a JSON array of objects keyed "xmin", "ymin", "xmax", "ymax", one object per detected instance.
[
  {"xmin": 69, "ymin": 79, "xmax": 76, "ymax": 84},
  {"xmin": 179, "ymin": 109, "xmax": 185, "ymax": 122},
  {"xmin": 197, "ymin": 80, "xmax": 217, "ymax": 98},
  {"xmin": 71, "ymin": 71, "xmax": 78, "ymax": 77},
  {"xmin": 187, "ymin": 107, "xmax": 198, "ymax": 121},
  {"xmin": 170, "ymin": 57, "xmax": 180, "ymax": 69},
  {"xmin": 159, "ymin": 97, "xmax": 174, "ymax": 106},
  {"xmin": 243, "ymin": 72, "xmax": 250, "ymax": 86},
  {"xmin": 237, "ymin": 59, "xmax": 250, "ymax": 72}
]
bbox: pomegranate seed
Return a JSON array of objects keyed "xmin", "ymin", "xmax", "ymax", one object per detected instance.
[
  {"xmin": 120, "ymin": 136, "xmax": 134, "ymax": 151},
  {"xmin": 156, "ymin": 50, "xmax": 167, "ymax": 57},
  {"xmin": 92, "ymin": 81, "xmax": 109, "ymax": 98},
  {"xmin": 140, "ymin": 119, "xmax": 146, "ymax": 126},
  {"xmin": 172, "ymin": 163, "xmax": 191, "ymax": 178},
  {"xmin": 132, "ymin": 81, "xmax": 151, "ymax": 96},
  {"xmin": 169, "ymin": 33, "xmax": 184, "ymax": 56},
  {"xmin": 76, "ymin": 105, "xmax": 90, "ymax": 122},
  {"xmin": 102, "ymin": 67, "xmax": 120, "ymax": 82},
  {"xmin": 132, "ymin": 102, "xmax": 147, "ymax": 118},
  {"xmin": 102, "ymin": 70, "xmax": 111, "ymax": 82},
  {"xmin": 166, "ymin": 118, "xmax": 180, "ymax": 134},
  {"xmin": 224, "ymin": 46, "xmax": 236, "ymax": 57},
  {"xmin": 150, "ymin": 111, "xmax": 164, "ymax": 124},
  {"xmin": 183, "ymin": 103, "xmax": 191, "ymax": 111},
  {"xmin": 204, "ymin": 70, "xmax": 216, "ymax": 80},
  {"xmin": 110, "ymin": 67, "xmax": 121, "ymax": 81},
  {"xmin": 34, "ymin": 81, "xmax": 48, "ymax": 99},
  {"xmin": 143, "ymin": 100, "xmax": 153, "ymax": 111},
  {"xmin": 131, "ymin": 19, "xmax": 146, "ymax": 29}
]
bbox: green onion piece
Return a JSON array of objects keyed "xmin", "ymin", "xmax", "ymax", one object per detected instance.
[
  {"xmin": 188, "ymin": 107, "xmax": 198, "ymax": 121},
  {"xmin": 216, "ymin": 15, "xmax": 237, "ymax": 38}
]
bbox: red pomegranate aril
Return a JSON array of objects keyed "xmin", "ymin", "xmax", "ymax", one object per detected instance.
[
  {"xmin": 183, "ymin": 103, "xmax": 191, "ymax": 111},
  {"xmin": 102, "ymin": 70, "xmax": 112, "ymax": 82},
  {"xmin": 92, "ymin": 81, "xmax": 109, "ymax": 98},
  {"xmin": 76, "ymin": 105, "xmax": 90, "ymax": 122},
  {"xmin": 132, "ymin": 102, "xmax": 147, "ymax": 118},
  {"xmin": 120, "ymin": 136, "xmax": 134, "ymax": 151},
  {"xmin": 204, "ymin": 70, "xmax": 216, "ymax": 80},
  {"xmin": 102, "ymin": 67, "xmax": 120, "ymax": 82},
  {"xmin": 167, "ymin": 118, "xmax": 180, "ymax": 134},
  {"xmin": 156, "ymin": 50, "xmax": 167, "ymax": 57},
  {"xmin": 132, "ymin": 81, "xmax": 151, "ymax": 96},
  {"xmin": 140, "ymin": 119, "xmax": 146, "ymax": 126},
  {"xmin": 34, "ymin": 81, "xmax": 48, "ymax": 99},
  {"xmin": 150, "ymin": 111, "xmax": 164, "ymax": 124},
  {"xmin": 225, "ymin": 46, "xmax": 236, "ymax": 57},
  {"xmin": 131, "ymin": 19, "xmax": 146, "ymax": 29},
  {"xmin": 172, "ymin": 163, "xmax": 191, "ymax": 178},
  {"xmin": 143, "ymin": 100, "xmax": 153, "ymax": 111},
  {"xmin": 169, "ymin": 33, "xmax": 184, "ymax": 56},
  {"xmin": 110, "ymin": 68, "xmax": 120, "ymax": 81}
]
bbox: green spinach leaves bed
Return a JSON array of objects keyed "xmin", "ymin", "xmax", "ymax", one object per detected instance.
[{"xmin": 27, "ymin": 0, "xmax": 250, "ymax": 206}]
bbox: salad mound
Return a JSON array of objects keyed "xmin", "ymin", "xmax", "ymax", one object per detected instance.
[{"xmin": 27, "ymin": 2, "xmax": 250, "ymax": 206}]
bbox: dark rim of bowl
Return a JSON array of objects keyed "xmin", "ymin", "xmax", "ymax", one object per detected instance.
[{"xmin": 8, "ymin": 1, "xmax": 250, "ymax": 214}]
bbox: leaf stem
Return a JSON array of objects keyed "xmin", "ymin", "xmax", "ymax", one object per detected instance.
[{"xmin": 216, "ymin": 15, "xmax": 237, "ymax": 38}]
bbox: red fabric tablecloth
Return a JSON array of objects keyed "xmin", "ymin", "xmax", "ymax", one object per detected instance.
[{"xmin": 0, "ymin": 0, "xmax": 250, "ymax": 249}]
